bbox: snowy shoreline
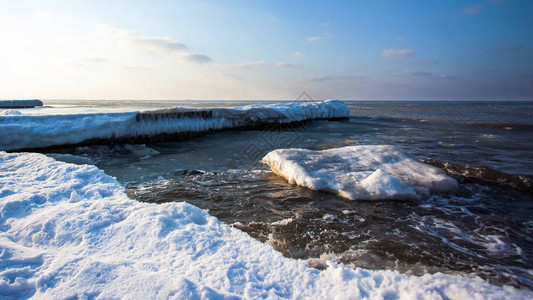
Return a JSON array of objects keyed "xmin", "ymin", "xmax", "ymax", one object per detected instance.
[
  {"xmin": 1, "ymin": 100, "xmax": 531, "ymax": 298},
  {"xmin": 0, "ymin": 100, "xmax": 349, "ymax": 151},
  {"xmin": 1, "ymin": 151, "xmax": 531, "ymax": 299}
]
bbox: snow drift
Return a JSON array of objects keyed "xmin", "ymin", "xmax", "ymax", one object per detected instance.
[
  {"xmin": 0, "ymin": 100, "xmax": 349, "ymax": 151},
  {"xmin": 262, "ymin": 145, "xmax": 458, "ymax": 201},
  {"xmin": 0, "ymin": 151, "xmax": 529, "ymax": 299}
]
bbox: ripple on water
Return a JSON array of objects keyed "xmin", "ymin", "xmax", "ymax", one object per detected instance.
[{"xmin": 127, "ymin": 167, "xmax": 533, "ymax": 290}]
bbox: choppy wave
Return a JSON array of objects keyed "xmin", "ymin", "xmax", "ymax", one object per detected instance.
[
  {"xmin": 426, "ymin": 160, "xmax": 532, "ymax": 193},
  {"xmin": 128, "ymin": 166, "xmax": 533, "ymax": 290}
]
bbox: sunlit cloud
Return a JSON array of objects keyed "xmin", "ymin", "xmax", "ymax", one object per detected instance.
[
  {"xmin": 307, "ymin": 32, "xmax": 330, "ymax": 42},
  {"xmin": 223, "ymin": 73, "xmax": 244, "ymax": 80},
  {"xmin": 493, "ymin": 44, "xmax": 526, "ymax": 54},
  {"xmin": 395, "ymin": 36, "xmax": 406, "ymax": 42},
  {"xmin": 381, "ymin": 48, "xmax": 415, "ymax": 58},
  {"xmin": 120, "ymin": 65, "xmax": 155, "ymax": 71},
  {"xmin": 438, "ymin": 74, "xmax": 457, "ymax": 80},
  {"xmin": 181, "ymin": 53, "xmax": 212, "ymax": 64},
  {"xmin": 396, "ymin": 70, "xmax": 433, "ymax": 77},
  {"xmin": 216, "ymin": 61, "xmax": 295, "ymax": 69},
  {"xmin": 293, "ymin": 52, "xmax": 306, "ymax": 58},
  {"xmin": 93, "ymin": 24, "xmax": 211, "ymax": 63},
  {"xmin": 463, "ymin": 3, "xmax": 483, "ymax": 15},
  {"xmin": 216, "ymin": 60, "xmax": 267, "ymax": 69},
  {"xmin": 275, "ymin": 62, "xmax": 296, "ymax": 68},
  {"xmin": 395, "ymin": 70, "xmax": 456, "ymax": 80},
  {"xmin": 81, "ymin": 56, "xmax": 108, "ymax": 64},
  {"xmin": 490, "ymin": 0, "xmax": 507, "ymax": 5},
  {"xmin": 134, "ymin": 36, "xmax": 188, "ymax": 53},
  {"xmin": 304, "ymin": 75, "xmax": 362, "ymax": 82},
  {"xmin": 415, "ymin": 59, "xmax": 438, "ymax": 65}
]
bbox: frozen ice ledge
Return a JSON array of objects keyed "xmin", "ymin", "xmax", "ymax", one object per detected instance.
[
  {"xmin": 0, "ymin": 100, "xmax": 349, "ymax": 151},
  {"xmin": 0, "ymin": 99, "xmax": 43, "ymax": 108}
]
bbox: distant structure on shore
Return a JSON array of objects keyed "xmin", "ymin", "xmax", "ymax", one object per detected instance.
[{"xmin": 0, "ymin": 99, "xmax": 43, "ymax": 108}]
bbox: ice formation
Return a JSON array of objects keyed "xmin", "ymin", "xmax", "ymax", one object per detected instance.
[
  {"xmin": 0, "ymin": 99, "xmax": 42, "ymax": 108},
  {"xmin": 1, "ymin": 151, "xmax": 529, "ymax": 299},
  {"xmin": 0, "ymin": 100, "xmax": 349, "ymax": 151},
  {"xmin": 262, "ymin": 145, "xmax": 458, "ymax": 200}
]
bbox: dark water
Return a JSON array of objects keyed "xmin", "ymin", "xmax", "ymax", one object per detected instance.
[{"xmin": 48, "ymin": 101, "xmax": 533, "ymax": 289}]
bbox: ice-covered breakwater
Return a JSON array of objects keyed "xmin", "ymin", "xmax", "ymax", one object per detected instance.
[
  {"xmin": 0, "ymin": 100, "xmax": 349, "ymax": 151},
  {"xmin": 0, "ymin": 151, "xmax": 530, "ymax": 299},
  {"xmin": 0, "ymin": 99, "xmax": 43, "ymax": 108},
  {"xmin": 262, "ymin": 145, "xmax": 458, "ymax": 200}
]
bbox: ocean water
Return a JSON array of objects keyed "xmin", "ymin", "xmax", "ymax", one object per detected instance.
[{"xmin": 33, "ymin": 100, "xmax": 533, "ymax": 290}]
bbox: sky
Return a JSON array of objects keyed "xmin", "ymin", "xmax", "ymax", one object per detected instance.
[{"xmin": 0, "ymin": 0, "xmax": 532, "ymax": 101}]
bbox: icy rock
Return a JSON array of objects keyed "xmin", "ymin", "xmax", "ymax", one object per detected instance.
[{"xmin": 262, "ymin": 145, "xmax": 458, "ymax": 200}]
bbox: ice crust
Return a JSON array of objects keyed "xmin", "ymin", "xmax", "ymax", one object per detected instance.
[
  {"xmin": 1, "ymin": 152, "xmax": 529, "ymax": 299},
  {"xmin": 0, "ymin": 100, "xmax": 349, "ymax": 151},
  {"xmin": 262, "ymin": 145, "xmax": 459, "ymax": 200}
]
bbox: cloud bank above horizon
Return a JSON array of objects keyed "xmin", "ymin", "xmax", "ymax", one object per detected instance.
[{"xmin": 0, "ymin": 0, "xmax": 532, "ymax": 100}]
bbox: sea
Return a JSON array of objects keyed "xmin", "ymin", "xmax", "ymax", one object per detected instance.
[{"xmin": 17, "ymin": 100, "xmax": 533, "ymax": 290}]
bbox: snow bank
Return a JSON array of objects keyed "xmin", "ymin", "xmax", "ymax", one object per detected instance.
[
  {"xmin": 0, "ymin": 110, "xmax": 23, "ymax": 116},
  {"xmin": 262, "ymin": 145, "xmax": 458, "ymax": 200},
  {"xmin": 0, "ymin": 100, "xmax": 349, "ymax": 151},
  {"xmin": 1, "ymin": 152, "xmax": 529, "ymax": 299}
]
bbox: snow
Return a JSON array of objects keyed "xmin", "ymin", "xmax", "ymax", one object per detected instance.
[
  {"xmin": 0, "ymin": 100, "xmax": 349, "ymax": 151},
  {"xmin": 0, "ymin": 110, "xmax": 23, "ymax": 116},
  {"xmin": 0, "ymin": 152, "xmax": 530, "ymax": 299},
  {"xmin": 262, "ymin": 145, "xmax": 458, "ymax": 201}
]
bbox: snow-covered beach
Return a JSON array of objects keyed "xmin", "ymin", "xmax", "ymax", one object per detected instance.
[
  {"xmin": 1, "ymin": 100, "xmax": 532, "ymax": 298},
  {"xmin": 1, "ymin": 151, "xmax": 530, "ymax": 299}
]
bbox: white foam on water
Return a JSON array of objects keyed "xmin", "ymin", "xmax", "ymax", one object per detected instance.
[{"xmin": 262, "ymin": 145, "xmax": 458, "ymax": 201}]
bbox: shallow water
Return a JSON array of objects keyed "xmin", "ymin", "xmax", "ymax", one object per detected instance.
[{"xmin": 42, "ymin": 101, "xmax": 533, "ymax": 289}]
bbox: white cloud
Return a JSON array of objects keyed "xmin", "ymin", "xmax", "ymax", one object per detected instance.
[
  {"xmin": 395, "ymin": 70, "xmax": 433, "ymax": 77},
  {"xmin": 307, "ymin": 32, "xmax": 330, "ymax": 42},
  {"xmin": 395, "ymin": 36, "xmax": 406, "ymax": 42},
  {"xmin": 319, "ymin": 22, "xmax": 330, "ymax": 27},
  {"xmin": 463, "ymin": 3, "xmax": 483, "ymax": 15},
  {"xmin": 121, "ymin": 65, "xmax": 155, "ymax": 71},
  {"xmin": 304, "ymin": 75, "xmax": 362, "ymax": 82},
  {"xmin": 381, "ymin": 48, "xmax": 415, "ymax": 58},
  {"xmin": 438, "ymin": 74, "xmax": 457, "ymax": 80},
  {"xmin": 415, "ymin": 59, "xmax": 438, "ymax": 65},
  {"xmin": 217, "ymin": 60, "xmax": 266, "ymax": 69},
  {"xmin": 490, "ymin": 0, "xmax": 507, "ymax": 5},
  {"xmin": 80, "ymin": 56, "xmax": 108, "ymax": 64},
  {"xmin": 134, "ymin": 36, "xmax": 188, "ymax": 53},
  {"xmin": 494, "ymin": 44, "xmax": 525, "ymax": 54},
  {"xmin": 181, "ymin": 53, "xmax": 212, "ymax": 64},
  {"xmin": 293, "ymin": 52, "xmax": 306, "ymax": 58},
  {"xmin": 395, "ymin": 70, "xmax": 456, "ymax": 80},
  {"xmin": 93, "ymin": 24, "xmax": 210, "ymax": 63},
  {"xmin": 275, "ymin": 62, "xmax": 296, "ymax": 68}
]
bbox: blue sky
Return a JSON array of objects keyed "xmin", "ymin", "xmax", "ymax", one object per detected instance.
[{"xmin": 0, "ymin": 0, "xmax": 532, "ymax": 100}]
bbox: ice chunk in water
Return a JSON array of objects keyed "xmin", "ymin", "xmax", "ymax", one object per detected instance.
[{"xmin": 262, "ymin": 145, "xmax": 458, "ymax": 200}]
